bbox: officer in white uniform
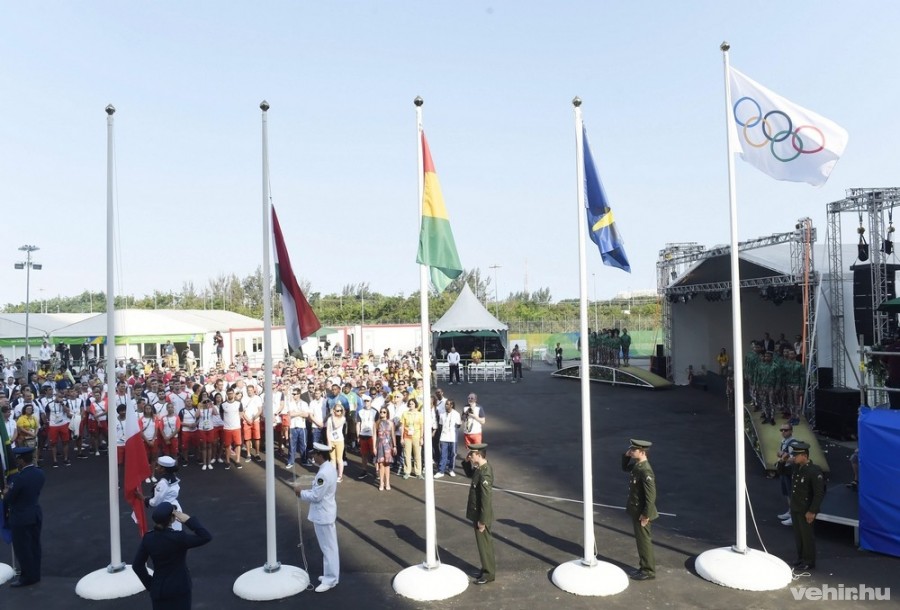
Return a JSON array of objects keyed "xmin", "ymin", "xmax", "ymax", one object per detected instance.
[
  {"xmin": 144, "ymin": 455, "xmax": 183, "ymax": 531},
  {"xmin": 296, "ymin": 442, "xmax": 339, "ymax": 592}
]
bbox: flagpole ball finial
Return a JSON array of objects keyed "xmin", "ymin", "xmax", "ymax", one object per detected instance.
[
  {"xmin": 720, "ymin": 41, "xmax": 730, "ymax": 51},
  {"xmin": 260, "ymin": 100, "xmax": 270, "ymax": 112},
  {"xmin": 105, "ymin": 104, "xmax": 115, "ymax": 116},
  {"xmin": 572, "ymin": 97, "xmax": 582, "ymax": 108},
  {"xmin": 414, "ymin": 96, "xmax": 424, "ymax": 107}
]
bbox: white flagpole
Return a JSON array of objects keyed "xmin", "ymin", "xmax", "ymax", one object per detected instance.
[
  {"xmin": 721, "ymin": 44, "xmax": 748, "ymax": 554},
  {"xmin": 550, "ymin": 98, "xmax": 628, "ymax": 596},
  {"xmin": 104, "ymin": 104, "xmax": 123, "ymax": 571},
  {"xmin": 76, "ymin": 105, "xmax": 144, "ymax": 600},
  {"xmin": 233, "ymin": 101, "xmax": 309, "ymax": 600},
  {"xmin": 573, "ymin": 103, "xmax": 595, "ymax": 564},
  {"xmin": 415, "ymin": 100, "xmax": 440, "ymax": 570},
  {"xmin": 393, "ymin": 96, "xmax": 467, "ymax": 601},
  {"xmin": 260, "ymin": 101, "xmax": 278, "ymax": 571},
  {"xmin": 694, "ymin": 43, "xmax": 791, "ymax": 591}
]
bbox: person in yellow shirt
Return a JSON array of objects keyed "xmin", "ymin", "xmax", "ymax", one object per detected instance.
[
  {"xmin": 471, "ymin": 348, "xmax": 483, "ymax": 365},
  {"xmin": 400, "ymin": 398, "xmax": 424, "ymax": 479},
  {"xmin": 716, "ymin": 348, "xmax": 729, "ymax": 375}
]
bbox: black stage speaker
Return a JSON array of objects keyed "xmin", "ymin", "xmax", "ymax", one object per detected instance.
[
  {"xmin": 814, "ymin": 388, "xmax": 860, "ymax": 440},
  {"xmin": 852, "ymin": 264, "xmax": 900, "ymax": 345},
  {"xmin": 818, "ymin": 367, "xmax": 833, "ymax": 389}
]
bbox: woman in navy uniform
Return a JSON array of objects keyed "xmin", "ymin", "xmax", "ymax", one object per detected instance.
[
  {"xmin": 133, "ymin": 502, "xmax": 212, "ymax": 610},
  {"xmin": 295, "ymin": 442, "xmax": 339, "ymax": 593},
  {"xmin": 2, "ymin": 446, "xmax": 45, "ymax": 587}
]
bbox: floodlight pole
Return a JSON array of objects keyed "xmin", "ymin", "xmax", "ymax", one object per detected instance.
[{"xmin": 16, "ymin": 245, "xmax": 41, "ymax": 364}]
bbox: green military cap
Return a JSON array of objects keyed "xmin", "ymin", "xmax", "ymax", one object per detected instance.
[
  {"xmin": 629, "ymin": 439, "xmax": 652, "ymax": 450},
  {"xmin": 789, "ymin": 441, "xmax": 810, "ymax": 455},
  {"xmin": 467, "ymin": 443, "xmax": 488, "ymax": 451}
]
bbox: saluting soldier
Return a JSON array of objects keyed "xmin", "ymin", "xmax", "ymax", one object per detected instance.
[
  {"xmin": 1, "ymin": 446, "xmax": 46, "ymax": 587},
  {"xmin": 466, "ymin": 443, "xmax": 495, "ymax": 584},
  {"xmin": 622, "ymin": 439, "xmax": 658, "ymax": 581},
  {"xmin": 787, "ymin": 441, "xmax": 825, "ymax": 570}
]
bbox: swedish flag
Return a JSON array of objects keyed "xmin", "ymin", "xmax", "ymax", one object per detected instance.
[{"xmin": 583, "ymin": 126, "xmax": 630, "ymax": 273}]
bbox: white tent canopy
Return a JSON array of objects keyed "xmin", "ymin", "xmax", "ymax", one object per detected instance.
[
  {"xmin": 432, "ymin": 284, "xmax": 508, "ymax": 332},
  {"xmin": 431, "ymin": 284, "xmax": 509, "ymax": 359}
]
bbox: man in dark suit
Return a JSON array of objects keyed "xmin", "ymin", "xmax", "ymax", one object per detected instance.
[
  {"xmin": 133, "ymin": 502, "xmax": 212, "ymax": 610},
  {"xmin": 2, "ymin": 445, "xmax": 46, "ymax": 587}
]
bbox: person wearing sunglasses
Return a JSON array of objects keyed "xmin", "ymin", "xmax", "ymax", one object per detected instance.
[{"xmin": 326, "ymin": 406, "xmax": 347, "ymax": 482}]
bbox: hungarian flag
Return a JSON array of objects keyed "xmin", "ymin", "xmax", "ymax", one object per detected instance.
[
  {"xmin": 272, "ymin": 205, "xmax": 321, "ymax": 350},
  {"xmin": 416, "ymin": 131, "xmax": 463, "ymax": 293},
  {"xmin": 123, "ymin": 401, "xmax": 150, "ymax": 538}
]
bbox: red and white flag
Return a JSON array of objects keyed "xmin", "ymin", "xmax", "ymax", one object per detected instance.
[
  {"xmin": 123, "ymin": 400, "xmax": 150, "ymax": 537},
  {"xmin": 272, "ymin": 205, "xmax": 321, "ymax": 349}
]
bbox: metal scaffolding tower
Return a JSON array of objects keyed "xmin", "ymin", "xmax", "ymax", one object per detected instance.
[{"xmin": 826, "ymin": 188, "xmax": 900, "ymax": 388}]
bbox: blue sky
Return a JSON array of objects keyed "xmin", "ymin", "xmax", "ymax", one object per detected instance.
[{"xmin": 2, "ymin": 1, "xmax": 898, "ymax": 306}]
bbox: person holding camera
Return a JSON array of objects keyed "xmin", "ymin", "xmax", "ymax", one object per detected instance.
[
  {"xmin": 622, "ymin": 439, "xmax": 658, "ymax": 581},
  {"xmin": 133, "ymin": 502, "xmax": 212, "ymax": 610},
  {"xmin": 463, "ymin": 393, "xmax": 486, "ymax": 447}
]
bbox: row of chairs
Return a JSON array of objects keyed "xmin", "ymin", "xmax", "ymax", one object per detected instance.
[{"xmin": 435, "ymin": 361, "xmax": 510, "ymax": 382}]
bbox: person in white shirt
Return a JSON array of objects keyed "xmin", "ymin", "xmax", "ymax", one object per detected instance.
[
  {"xmin": 435, "ymin": 399, "xmax": 462, "ymax": 477},
  {"xmin": 241, "ymin": 384, "xmax": 262, "ymax": 460},
  {"xmin": 46, "ymin": 393, "xmax": 73, "ymax": 467},
  {"xmin": 295, "ymin": 443, "xmax": 339, "ymax": 593},
  {"xmin": 355, "ymin": 396, "xmax": 377, "ymax": 480},
  {"xmin": 285, "ymin": 388, "xmax": 313, "ymax": 469},
  {"xmin": 463, "ymin": 392, "xmax": 486, "ymax": 446},
  {"xmin": 308, "ymin": 388, "xmax": 327, "ymax": 451},
  {"xmin": 220, "ymin": 388, "xmax": 243, "ymax": 470},
  {"xmin": 447, "ymin": 347, "xmax": 461, "ymax": 384},
  {"xmin": 39, "ymin": 340, "xmax": 53, "ymax": 367}
]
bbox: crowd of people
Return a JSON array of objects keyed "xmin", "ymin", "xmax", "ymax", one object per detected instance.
[
  {"xmin": 582, "ymin": 328, "xmax": 632, "ymax": 367},
  {"xmin": 1, "ymin": 345, "xmax": 489, "ymax": 487},
  {"xmin": 743, "ymin": 332, "xmax": 806, "ymax": 426}
]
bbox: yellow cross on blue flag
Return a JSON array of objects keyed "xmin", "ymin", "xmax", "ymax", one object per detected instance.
[
  {"xmin": 728, "ymin": 67, "xmax": 848, "ymax": 187},
  {"xmin": 583, "ymin": 126, "xmax": 630, "ymax": 273}
]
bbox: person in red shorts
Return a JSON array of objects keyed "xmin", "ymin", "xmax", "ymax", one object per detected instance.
[
  {"xmin": 197, "ymin": 398, "xmax": 216, "ymax": 471},
  {"xmin": 241, "ymin": 384, "xmax": 262, "ymax": 461},
  {"xmin": 139, "ymin": 400, "xmax": 159, "ymax": 480},
  {"xmin": 158, "ymin": 402, "xmax": 181, "ymax": 459},
  {"xmin": 220, "ymin": 388, "xmax": 243, "ymax": 470},
  {"xmin": 88, "ymin": 386, "xmax": 109, "ymax": 457},
  {"xmin": 46, "ymin": 393, "xmax": 74, "ymax": 467},
  {"xmin": 179, "ymin": 399, "xmax": 199, "ymax": 467}
]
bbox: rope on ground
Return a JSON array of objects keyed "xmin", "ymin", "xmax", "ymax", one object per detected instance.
[{"xmin": 289, "ymin": 460, "xmax": 314, "ymax": 591}]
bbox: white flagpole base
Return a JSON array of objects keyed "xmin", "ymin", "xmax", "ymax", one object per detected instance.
[
  {"xmin": 551, "ymin": 558, "xmax": 629, "ymax": 596},
  {"xmin": 76, "ymin": 565, "xmax": 145, "ymax": 600},
  {"xmin": 0, "ymin": 562, "xmax": 15, "ymax": 584},
  {"xmin": 696, "ymin": 547, "xmax": 792, "ymax": 591},
  {"xmin": 233, "ymin": 564, "xmax": 309, "ymax": 601},
  {"xmin": 393, "ymin": 563, "xmax": 468, "ymax": 601}
]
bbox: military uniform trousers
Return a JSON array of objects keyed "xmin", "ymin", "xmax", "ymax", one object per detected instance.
[
  {"xmin": 12, "ymin": 521, "xmax": 42, "ymax": 584},
  {"xmin": 791, "ymin": 511, "xmax": 816, "ymax": 564},
  {"xmin": 315, "ymin": 522, "xmax": 340, "ymax": 587},
  {"xmin": 631, "ymin": 516, "xmax": 655, "ymax": 576},
  {"xmin": 474, "ymin": 523, "xmax": 496, "ymax": 581}
]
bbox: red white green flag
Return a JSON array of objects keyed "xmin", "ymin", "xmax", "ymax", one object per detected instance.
[{"xmin": 272, "ymin": 205, "xmax": 321, "ymax": 349}]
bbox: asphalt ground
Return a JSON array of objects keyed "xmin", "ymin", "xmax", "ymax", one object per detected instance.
[{"xmin": 2, "ymin": 365, "xmax": 896, "ymax": 609}]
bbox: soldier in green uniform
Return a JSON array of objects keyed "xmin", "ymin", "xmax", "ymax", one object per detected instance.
[
  {"xmin": 620, "ymin": 329, "xmax": 632, "ymax": 367},
  {"xmin": 744, "ymin": 341, "xmax": 762, "ymax": 410},
  {"xmin": 466, "ymin": 443, "xmax": 495, "ymax": 584},
  {"xmin": 621, "ymin": 439, "xmax": 658, "ymax": 580},
  {"xmin": 788, "ymin": 441, "xmax": 825, "ymax": 570}
]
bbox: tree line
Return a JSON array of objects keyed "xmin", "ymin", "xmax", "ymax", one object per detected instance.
[{"xmin": 3, "ymin": 267, "xmax": 659, "ymax": 327}]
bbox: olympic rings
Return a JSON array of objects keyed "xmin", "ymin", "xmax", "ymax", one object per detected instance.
[
  {"xmin": 732, "ymin": 96, "xmax": 828, "ymax": 162},
  {"xmin": 771, "ymin": 130, "xmax": 802, "ymax": 163},
  {"xmin": 792, "ymin": 125, "xmax": 825, "ymax": 154}
]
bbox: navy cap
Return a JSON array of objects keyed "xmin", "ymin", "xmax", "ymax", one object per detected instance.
[
  {"xmin": 152, "ymin": 502, "xmax": 176, "ymax": 525},
  {"xmin": 790, "ymin": 441, "xmax": 811, "ymax": 455},
  {"xmin": 13, "ymin": 446, "xmax": 35, "ymax": 456}
]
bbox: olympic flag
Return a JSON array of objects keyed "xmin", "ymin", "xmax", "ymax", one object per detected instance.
[{"xmin": 728, "ymin": 67, "xmax": 848, "ymax": 187}]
